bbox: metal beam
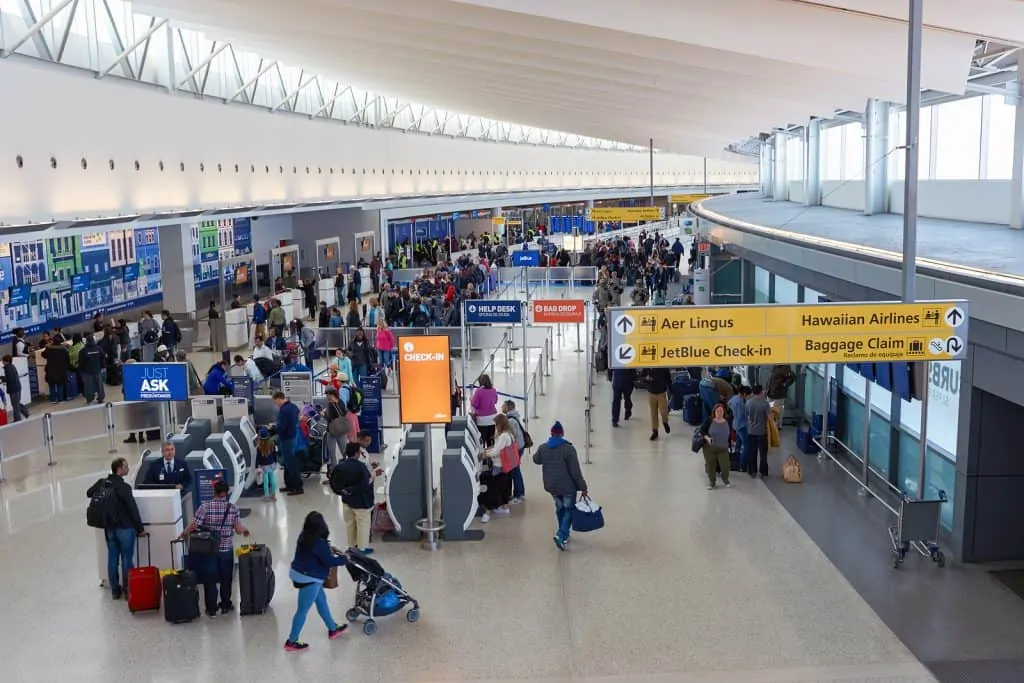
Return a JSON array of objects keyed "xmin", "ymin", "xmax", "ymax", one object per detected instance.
[
  {"xmin": 99, "ymin": 0, "xmax": 135, "ymax": 79},
  {"xmin": 17, "ymin": 0, "xmax": 53, "ymax": 61},
  {"xmin": 271, "ymin": 75, "xmax": 316, "ymax": 112},
  {"xmin": 226, "ymin": 45, "xmax": 248, "ymax": 105},
  {"xmin": 2, "ymin": 0, "xmax": 75, "ymax": 59},
  {"xmin": 54, "ymin": 0, "xmax": 80, "ymax": 63},
  {"xmin": 175, "ymin": 41, "xmax": 228, "ymax": 91},
  {"xmin": 228, "ymin": 59, "xmax": 275, "ymax": 102},
  {"xmin": 175, "ymin": 29, "xmax": 200, "ymax": 92},
  {"xmin": 312, "ymin": 85, "xmax": 352, "ymax": 118},
  {"xmin": 98, "ymin": 17, "xmax": 167, "ymax": 78}
]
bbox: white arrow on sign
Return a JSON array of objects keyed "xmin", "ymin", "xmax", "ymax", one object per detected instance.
[
  {"xmin": 615, "ymin": 344, "xmax": 635, "ymax": 363},
  {"xmin": 615, "ymin": 314, "xmax": 635, "ymax": 335},
  {"xmin": 944, "ymin": 306, "xmax": 965, "ymax": 328}
]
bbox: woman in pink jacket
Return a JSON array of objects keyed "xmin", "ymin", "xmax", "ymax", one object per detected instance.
[
  {"xmin": 375, "ymin": 319, "xmax": 395, "ymax": 372},
  {"xmin": 470, "ymin": 373, "xmax": 499, "ymax": 448}
]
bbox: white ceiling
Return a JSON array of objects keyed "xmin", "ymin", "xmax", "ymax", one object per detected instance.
[{"xmin": 134, "ymin": 0, "xmax": 1004, "ymax": 157}]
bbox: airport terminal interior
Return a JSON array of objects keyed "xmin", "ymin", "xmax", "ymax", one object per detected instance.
[{"xmin": 4, "ymin": 1, "xmax": 1024, "ymax": 682}]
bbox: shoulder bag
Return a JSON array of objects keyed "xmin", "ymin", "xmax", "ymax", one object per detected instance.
[{"xmin": 188, "ymin": 503, "xmax": 231, "ymax": 556}]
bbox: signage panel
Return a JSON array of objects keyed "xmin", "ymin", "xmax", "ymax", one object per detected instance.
[
  {"xmin": 359, "ymin": 373, "xmax": 383, "ymax": 418},
  {"xmin": 192, "ymin": 468, "xmax": 227, "ymax": 512},
  {"xmin": 464, "ymin": 299, "xmax": 523, "ymax": 325},
  {"xmin": 122, "ymin": 362, "xmax": 190, "ymax": 401},
  {"xmin": 396, "ymin": 335, "xmax": 452, "ymax": 424},
  {"xmin": 532, "ymin": 299, "xmax": 586, "ymax": 324},
  {"xmin": 8, "ymin": 285, "xmax": 30, "ymax": 306},
  {"xmin": 511, "ymin": 250, "xmax": 540, "ymax": 267},
  {"xmin": 281, "ymin": 371, "xmax": 313, "ymax": 404},
  {"xmin": 587, "ymin": 207, "xmax": 664, "ymax": 222},
  {"xmin": 608, "ymin": 300, "xmax": 969, "ymax": 368},
  {"xmin": 71, "ymin": 273, "xmax": 91, "ymax": 293},
  {"xmin": 669, "ymin": 193, "xmax": 712, "ymax": 204}
]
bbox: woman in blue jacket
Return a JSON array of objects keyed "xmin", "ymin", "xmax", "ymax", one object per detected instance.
[
  {"xmin": 202, "ymin": 360, "xmax": 234, "ymax": 396},
  {"xmin": 285, "ymin": 511, "xmax": 349, "ymax": 652}
]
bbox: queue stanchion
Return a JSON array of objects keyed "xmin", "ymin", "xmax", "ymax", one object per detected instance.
[
  {"xmin": 106, "ymin": 403, "xmax": 118, "ymax": 454},
  {"xmin": 44, "ymin": 413, "xmax": 56, "ymax": 466}
]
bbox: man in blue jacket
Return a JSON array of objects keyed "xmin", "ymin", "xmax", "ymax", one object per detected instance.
[{"xmin": 274, "ymin": 391, "xmax": 303, "ymax": 495}]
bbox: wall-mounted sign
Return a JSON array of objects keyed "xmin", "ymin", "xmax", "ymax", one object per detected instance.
[{"xmin": 588, "ymin": 207, "xmax": 664, "ymax": 222}]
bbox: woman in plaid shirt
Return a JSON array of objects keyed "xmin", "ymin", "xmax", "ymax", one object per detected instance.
[{"xmin": 178, "ymin": 480, "xmax": 250, "ymax": 617}]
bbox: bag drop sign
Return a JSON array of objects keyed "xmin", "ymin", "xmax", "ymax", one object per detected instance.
[{"xmin": 122, "ymin": 363, "xmax": 190, "ymax": 402}]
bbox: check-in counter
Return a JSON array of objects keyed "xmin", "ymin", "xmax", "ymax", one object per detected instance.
[
  {"xmin": 318, "ymin": 279, "xmax": 336, "ymax": 308},
  {"xmin": 95, "ymin": 488, "xmax": 191, "ymax": 586}
]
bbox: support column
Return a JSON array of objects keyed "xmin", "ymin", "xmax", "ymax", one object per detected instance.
[
  {"xmin": 865, "ymin": 99, "xmax": 890, "ymax": 215},
  {"xmin": 805, "ymin": 119, "xmax": 822, "ymax": 206},
  {"xmin": 760, "ymin": 139, "xmax": 775, "ymax": 198},
  {"xmin": 1010, "ymin": 59, "xmax": 1024, "ymax": 228},
  {"xmin": 773, "ymin": 132, "xmax": 789, "ymax": 201},
  {"xmin": 158, "ymin": 224, "xmax": 197, "ymax": 314}
]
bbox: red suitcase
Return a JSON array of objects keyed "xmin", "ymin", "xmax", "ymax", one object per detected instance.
[{"xmin": 127, "ymin": 536, "xmax": 161, "ymax": 613}]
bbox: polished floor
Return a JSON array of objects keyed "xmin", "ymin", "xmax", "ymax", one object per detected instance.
[
  {"xmin": 702, "ymin": 194, "xmax": 1024, "ymax": 277},
  {"xmin": 0, "ymin": 289, "xmax": 937, "ymax": 683}
]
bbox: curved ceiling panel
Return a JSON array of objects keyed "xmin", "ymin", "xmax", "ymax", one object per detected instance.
[{"xmin": 135, "ymin": 0, "xmax": 979, "ymax": 156}]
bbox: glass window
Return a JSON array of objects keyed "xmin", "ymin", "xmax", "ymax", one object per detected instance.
[
  {"xmin": 869, "ymin": 411, "xmax": 891, "ymax": 478},
  {"xmin": 803, "ymin": 287, "xmax": 826, "ymax": 304},
  {"xmin": 898, "ymin": 360, "xmax": 960, "ymax": 460},
  {"xmin": 934, "ymin": 97, "xmax": 983, "ymax": 180},
  {"xmin": 822, "ymin": 125, "xmax": 843, "ymax": 181},
  {"xmin": 870, "ymin": 377, "xmax": 892, "ymax": 419},
  {"xmin": 754, "ymin": 267, "xmax": 770, "ymax": 303},
  {"xmin": 786, "ymin": 135, "xmax": 805, "ymax": 181},
  {"xmin": 842, "ymin": 365, "xmax": 866, "ymax": 401},
  {"xmin": 842, "ymin": 123, "xmax": 865, "ymax": 180},
  {"xmin": 773, "ymin": 276, "xmax": 798, "ymax": 304},
  {"xmin": 897, "ymin": 433, "xmax": 955, "ymax": 530},
  {"xmin": 985, "ymin": 94, "xmax": 1016, "ymax": 180},
  {"xmin": 838, "ymin": 392, "xmax": 865, "ymax": 456}
]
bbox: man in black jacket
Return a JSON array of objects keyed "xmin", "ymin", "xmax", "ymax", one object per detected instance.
[
  {"xmin": 87, "ymin": 457, "xmax": 146, "ymax": 600},
  {"xmin": 642, "ymin": 368, "xmax": 673, "ymax": 441},
  {"xmin": 2, "ymin": 354, "xmax": 29, "ymax": 421},
  {"xmin": 330, "ymin": 442, "xmax": 374, "ymax": 552},
  {"xmin": 78, "ymin": 335, "xmax": 106, "ymax": 404}
]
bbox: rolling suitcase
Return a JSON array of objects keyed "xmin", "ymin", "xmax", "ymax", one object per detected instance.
[
  {"xmin": 238, "ymin": 543, "xmax": 275, "ymax": 616},
  {"xmin": 683, "ymin": 395, "xmax": 703, "ymax": 426},
  {"xmin": 126, "ymin": 536, "xmax": 161, "ymax": 613},
  {"xmin": 163, "ymin": 540, "xmax": 200, "ymax": 624}
]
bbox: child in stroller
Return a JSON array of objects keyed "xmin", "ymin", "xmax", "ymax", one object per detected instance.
[{"xmin": 342, "ymin": 548, "xmax": 420, "ymax": 636}]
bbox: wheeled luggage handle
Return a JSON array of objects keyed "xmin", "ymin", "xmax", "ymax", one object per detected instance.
[
  {"xmin": 170, "ymin": 538, "xmax": 187, "ymax": 572},
  {"xmin": 135, "ymin": 532, "xmax": 152, "ymax": 567}
]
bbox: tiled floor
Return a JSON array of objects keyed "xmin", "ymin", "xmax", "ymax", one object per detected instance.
[
  {"xmin": 0, "ymin": 287, "xmax": 936, "ymax": 683},
  {"xmin": 701, "ymin": 194, "xmax": 1024, "ymax": 277}
]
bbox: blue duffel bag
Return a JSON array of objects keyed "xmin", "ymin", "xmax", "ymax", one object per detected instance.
[{"xmin": 571, "ymin": 497, "xmax": 605, "ymax": 533}]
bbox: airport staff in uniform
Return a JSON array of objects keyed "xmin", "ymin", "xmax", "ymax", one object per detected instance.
[{"xmin": 143, "ymin": 441, "xmax": 192, "ymax": 493}]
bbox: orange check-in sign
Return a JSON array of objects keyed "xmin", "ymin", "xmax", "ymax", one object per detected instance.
[
  {"xmin": 397, "ymin": 335, "xmax": 453, "ymax": 424},
  {"xmin": 532, "ymin": 299, "xmax": 586, "ymax": 324}
]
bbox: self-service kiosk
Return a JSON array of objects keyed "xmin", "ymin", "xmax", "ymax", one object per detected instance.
[
  {"xmin": 223, "ymin": 416, "xmax": 259, "ymax": 490},
  {"xmin": 384, "ymin": 446, "xmax": 426, "ymax": 541},
  {"xmin": 182, "ymin": 418, "xmax": 214, "ymax": 446},
  {"xmin": 440, "ymin": 418, "xmax": 483, "ymax": 540},
  {"xmin": 204, "ymin": 432, "xmax": 248, "ymax": 504},
  {"xmin": 184, "ymin": 448, "xmax": 222, "ymax": 474}
]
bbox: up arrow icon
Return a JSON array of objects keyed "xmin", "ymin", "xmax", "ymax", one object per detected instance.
[
  {"xmin": 944, "ymin": 306, "xmax": 965, "ymax": 327},
  {"xmin": 615, "ymin": 314, "xmax": 634, "ymax": 335}
]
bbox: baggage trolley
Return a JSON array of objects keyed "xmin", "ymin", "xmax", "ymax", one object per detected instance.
[{"xmin": 888, "ymin": 490, "xmax": 947, "ymax": 569}]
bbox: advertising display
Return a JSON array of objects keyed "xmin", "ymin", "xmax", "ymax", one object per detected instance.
[
  {"xmin": 122, "ymin": 363, "xmax": 191, "ymax": 402},
  {"xmin": 397, "ymin": 336, "xmax": 452, "ymax": 424},
  {"xmin": 511, "ymin": 250, "xmax": 540, "ymax": 267},
  {"xmin": 191, "ymin": 218, "xmax": 252, "ymax": 288}
]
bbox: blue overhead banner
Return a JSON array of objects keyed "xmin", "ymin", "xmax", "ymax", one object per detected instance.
[
  {"xmin": 122, "ymin": 362, "xmax": 190, "ymax": 402},
  {"xmin": 464, "ymin": 300, "xmax": 522, "ymax": 324},
  {"xmin": 512, "ymin": 250, "xmax": 540, "ymax": 267}
]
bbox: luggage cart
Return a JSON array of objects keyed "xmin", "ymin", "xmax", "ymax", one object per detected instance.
[{"xmin": 888, "ymin": 490, "xmax": 947, "ymax": 569}]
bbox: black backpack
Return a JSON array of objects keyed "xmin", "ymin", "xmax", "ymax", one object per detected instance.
[
  {"xmin": 86, "ymin": 479, "xmax": 116, "ymax": 529},
  {"xmin": 346, "ymin": 384, "xmax": 362, "ymax": 413},
  {"xmin": 142, "ymin": 329, "xmax": 158, "ymax": 345}
]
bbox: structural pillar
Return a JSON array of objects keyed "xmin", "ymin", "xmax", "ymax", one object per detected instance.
[
  {"xmin": 805, "ymin": 119, "xmax": 822, "ymax": 206},
  {"xmin": 1010, "ymin": 58, "xmax": 1024, "ymax": 228},
  {"xmin": 865, "ymin": 99, "xmax": 890, "ymax": 215},
  {"xmin": 158, "ymin": 224, "xmax": 197, "ymax": 314},
  {"xmin": 772, "ymin": 132, "xmax": 788, "ymax": 201},
  {"xmin": 760, "ymin": 139, "xmax": 775, "ymax": 199}
]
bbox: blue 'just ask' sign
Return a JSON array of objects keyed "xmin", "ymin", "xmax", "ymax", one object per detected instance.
[{"xmin": 122, "ymin": 362, "xmax": 190, "ymax": 402}]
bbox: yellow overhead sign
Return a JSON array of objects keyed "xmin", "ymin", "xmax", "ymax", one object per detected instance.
[
  {"xmin": 588, "ymin": 207, "xmax": 664, "ymax": 222},
  {"xmin": 608, "ymin": 301, "xmax": 969, "ymax": 368},
  {"xmin": 669, "ymin": 193, "xmax": 711, "ymax": 204},
  {"xmin": 491, "ymin": 217, "xmax": 506, "ymax": 225}
]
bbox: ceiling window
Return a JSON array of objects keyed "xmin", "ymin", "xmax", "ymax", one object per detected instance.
[{"xmin": 934, "ymin": 97, "xmax": 983, "ymax": 180}]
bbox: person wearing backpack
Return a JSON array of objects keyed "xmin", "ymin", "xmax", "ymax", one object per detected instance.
[
  {"xmin": 330, "ymin": 442, "xmax": 374, "ymax": 552},
  {"xmin": 86, "ymin": 457, "xmax": 147, "ymax": 600},
  {"xmin": 160, "ymin": 310, "xmax": 181, "ymax": 352},
  {"xmin": 502, "ymin": 400, "xmax": 531, "ymax": 504}
]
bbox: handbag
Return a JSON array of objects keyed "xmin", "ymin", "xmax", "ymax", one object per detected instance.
[
  {"xmin": 188, "ymin": 503, "xmax": 230, "ymax": 556},
  {"xmin": 690, "ymin": 428, "xmax": 705, "ymax": 454},
  {"xmin": 571, "ymin": 496, "xmax": 605, "ymax": 533},
  {"xmin": 324, "ymin": 566, "xmax": 339, "ymax": 590},
  {"xmin": 328, "ymin": 416, "xmax": 350, "ymax": 438}
]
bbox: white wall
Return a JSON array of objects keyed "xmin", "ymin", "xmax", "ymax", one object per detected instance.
[
  {"xmin": 822, "ymin": 180, "xmax": 865, "ymax": 211},
  {"xmin": 250, "ymin": 214, "xmax": 294, "ymax": 264},
  {"xmin": 0, "ymin": 59, "xmax": 757, "ymax": 226},
  {"xmin": 889, "ymin": 180, "xmax": 1011, "ymax": 225},
  {"xmin": 291, "ymin": 208, "xmax": 381, "ymax": 268},
  {"xmin": 788, "ymin": 181, "xmax": 807, "ymax": 204}
]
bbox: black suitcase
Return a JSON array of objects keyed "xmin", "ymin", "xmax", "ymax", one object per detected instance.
[
  {"xmin": 146, "ymin": 429, "xmax": 163, "ymax": 442},
  {"xmin": 163, "ymin": 541, "xmax": 200, "ymax": 624},
  {"xmin": 238, "ymin": 544, "xmax": 275, "ymax": 616},
  {"xmin": 105, "ymin": 363, "xmax": 123, "ymax": 387},
  {"xmin": 683, "ymin": 394, "xmax": 703, "ymax": 426}
]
